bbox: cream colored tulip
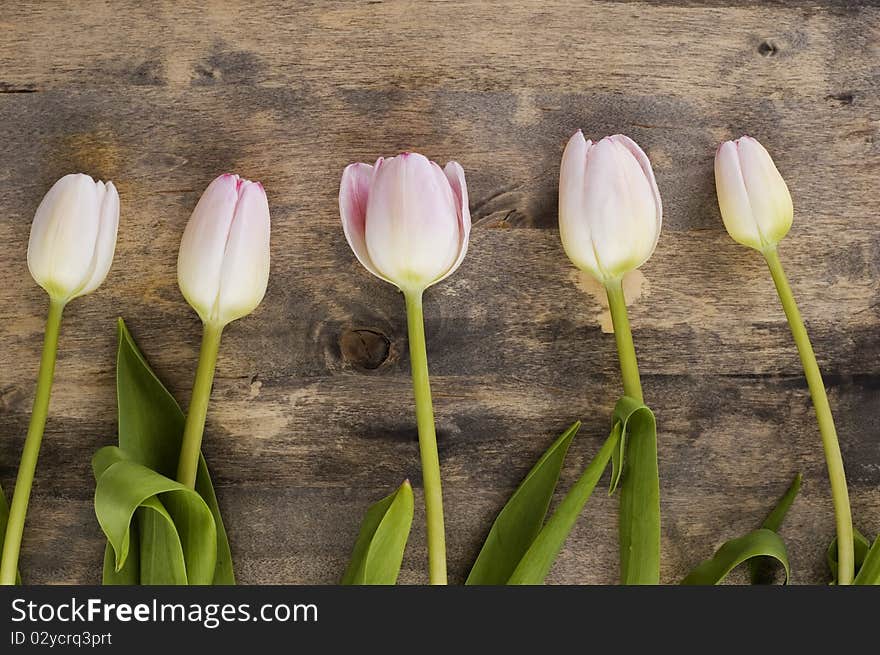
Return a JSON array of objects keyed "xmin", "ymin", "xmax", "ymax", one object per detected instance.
[
  {"xmin": 715, "ymin": 136, "xmax": 793, "ymax": 251},
  {"xmin": 559, "ymin": 131, "xmax": 662, "ymax": 282},
  {"xmin": 177, "ymin": 174, "xmax": 271, "ymax": 327},
  {"xmin": 28, "ymin": 174, "xmax": 119, "ymax": 303}
]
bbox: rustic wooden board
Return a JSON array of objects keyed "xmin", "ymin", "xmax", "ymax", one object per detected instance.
[{"xmin": 0, "ymin": 0, "xmax": 878, "ymax": 584}]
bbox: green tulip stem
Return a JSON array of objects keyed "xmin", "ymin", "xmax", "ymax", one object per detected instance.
[
  {"xmin": 763, "ymin": 247, "xmax": 854, "ymax": 585},
  {"xmin": 605, "ymin": 278, "xmax": 643, "ymax": 402},
  {"xmin": 0, "ymin": 298, "xmax": 65, "ymax": 585},
  {"xmin": 404, "ymin": 290, "xmax": 447, "ymax": 585},
  {"xmin": 176, "ymin": 321, "xmax": 224, "ymax": 490},
  {"xmin": 606, "ymin": 276, "xmax": 660, "ymax": 584}
]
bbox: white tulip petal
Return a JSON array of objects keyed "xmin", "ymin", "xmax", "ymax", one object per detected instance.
[
  {"xmin": 75, "ymin": 181, "xmax": 119, "ymax": 298},
  {"xmin": 340, "ymin": 161, "xmax": 393, "ymax": 285},
  {"xmin": 177, "ymin": 174, "xmax": 239, "ymax": 323},
  {"xmin": 736, "ymin": 136, "xmax": 793, "ymax": 247},
  {"xmin": 28, "ymin": 174, "xmax": 101, "ymax": 301},
  {"xmin": 432, "ymin": 160, "xmax": 471, "ymax": 286},
  {"xmin": 610, "ymin": 134, "xmax": 663, "ymax": 236},
  {"xmin": 714, "ymin": 140, "xmax": 761, "ymax": 249},
  {"xmin": 364, "ymin": 153, "xmax": 460, "ymax": 291},
  {"xmin": 558, "ymin": 131, "xmax": 600, "ymax": 276},
  {"xmin": 216, "ymin": 181, "xmax": 271, "ymax": 325}
]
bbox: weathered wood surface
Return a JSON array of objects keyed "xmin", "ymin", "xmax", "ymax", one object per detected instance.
[{"xmin": 0, "ymin": 0, "xmax": 878, "ymax": 584}]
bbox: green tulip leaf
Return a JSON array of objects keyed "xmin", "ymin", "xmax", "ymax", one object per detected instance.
[
  {"xmin": 853, "ymin": 534, "xmax": 880, "ymax": 585},
  {"xmin": 108, "ymin": 318, "xmax": 234, "ymax": 584},
  {"xmin": 466, "ymin": 422, "xmax": 580, "ymax": 585},
  {"xmin": 611, "ymin": 396, "xmax": 660, "ymax": 585},
  {"xmin": 681, "ymin": 528, "xmax": 791, "ymax": 585},
  {"xmin": 609, "ymin": 396, "xmax": 645, "ymax": 494},
  {"xmin": 0, "ymin": 483, "xmax": 21, "ymax": 584},
  {"xmin": 102, "ymin": 541, "xmax": 139, "ymax": 585},
  {"xmin": 116, "ymin": 319, "xmax": 184, "ymax": 476},
  {"xmin": 136, "ymin": 496, "xmax": 189, "ymax": 585},
  {"xmin": 341, "ymin": 480, "xmax": 414, "ymax": 585},
  {"xmin": 93, "ymin": 446, "xmax": 216, "ymax": 585},
  {"xmin": 749, "ymin": 473, "xmax": 802, "ymax": 584},
  {"xmin": 760, "ymin": 473, "xmax": 802, "ymax": 533},
  {"xmin": 684, "ymin": 474, "xmax": 800, "ymax": 585},
  {"xmin": 827, "ymin": 529, "xmax": 871, "ymax": 585},
  {"xmin": 194, "ymin": 456, "xmax": 234, "ymax": 584},
  {"xmin": 506, "ymin": 428, "xmax": 619, "ymax": 584}
]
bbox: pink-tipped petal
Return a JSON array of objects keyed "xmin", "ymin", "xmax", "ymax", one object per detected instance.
[
  {"xmin": 216, "ymin": 180, "xmax": 271, "ymax": 324},
  {"xmin": 433, "ymin": 160, "xmax": 471, "ymax": 285},
  {"xmin": 340, "ymin": 162, "xmax": 392, "ymax": 284}
]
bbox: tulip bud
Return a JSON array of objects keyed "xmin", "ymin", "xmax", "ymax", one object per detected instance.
[
  {"xmin": 27, "ymin": 173, "xmax": 119, "ymax": 303},
  {"xmin": 714, "ymin": 136, "xmax": 793, "ymax": 251},
  {"xmin": 339, "ymin": 152, "xmax": 471, "ymax": 293},
  {"xmin": 558, "ymin": 131, "xmax": 662, "ymax": 283},
  {"xmin": 177, "ymin": 174, "xmax": 271, "ymax": 327}
]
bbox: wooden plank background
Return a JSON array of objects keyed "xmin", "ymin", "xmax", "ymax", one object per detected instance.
[{"xmin": 0, "ymin": 0, "xmax": 878, "ymax": 585}]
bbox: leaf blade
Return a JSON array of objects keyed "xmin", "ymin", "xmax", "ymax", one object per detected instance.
[
  {"xmin": 749, "ymin": 473, "xmax": 802, "ymax": 584},
  {"xmin": 827, "ymin": 529, "xmax": 871, "ymax": 584},
  {"xmin": 116, "ymin": 319, "xmax": 185, "ymax": 476},
  {"xmin": 110, "ymin": 318, "xmax": 235, "ymax": 584},
  {"xmin": 102, "ymin": 539, "xmax": 139, "ymax": 585},
  {"xmin": 341, "ymin": 480, "xmax": 414, "ymax": 585},
  {"xmin": 681, "ymin": 528, "xmax": 791, "ymax": 585},
  {"xmin": 466, "ymin": 422, "xmax": 580, "ymax": 585},
  {"xmin": 506, "ymin": 429, "xmax": 618, "ymax": 585},
  {"xmin": 612, "ymin": 397, "xmax": 660, "ymax": 585},
  {"xmin": 760, "ymin": 473, "xmax": 802, "ymax": 533},
  {"xmin": 853, "ymin": 535, "xmax": 880, "ymax": 585},
  {"xmin": 93, "ymin": 446, "xmax": 217, "ymax": 584},
  {"xmin": 137, "ymin": 500, "xmax": 188, "ymax": 585},
  {"xmin": 196, "ymin": 456, "xmax": 235, "ymax": 584}
]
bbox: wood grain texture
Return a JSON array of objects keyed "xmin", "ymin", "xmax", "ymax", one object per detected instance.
[{"xmin": 0, "ymin": 0, "xmax": 878, "ymax": 584}]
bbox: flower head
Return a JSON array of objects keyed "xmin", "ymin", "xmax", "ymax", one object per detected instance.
[
  {"xmin": 28, "ymin": 173, "xmax": 119, "ymax": 303},
  {"xmin": 340, "ymin": 152, "xmax": 470, "ymax": 293},
  {"xmin": 558, "ymin": 131, "xmax": 662, "ymax": 282},
  {"xmin": 715, "ymin": 135, "xmax": 793, "ymax": 251},
  {"xmin": 177, "ymin": 173, "xmax": 271, "ymax": 326}
]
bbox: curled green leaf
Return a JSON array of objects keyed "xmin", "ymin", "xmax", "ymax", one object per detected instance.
[
  {"xmin": 342, "ymin": 480, "xmax": 414, "ymax": 585},
  {"xmin": 102, "ymin": 541, "xmax": 138, "ymax": 585},
  {"xmin": 681, "ymin": 528, "xmax": 790, "ymax": 585},
  {"xmin": 467, "ymin": 422, "xmax": 580, "ymax": 585},
  {"xmin": 611, "ymin": 396, "xmax": 659, "ymax": 585},
  {"xmin": 749, "ymin": 473, "xmax": 802, "ymax": 584},
  {"xmin": 93, "ymin": 446, "xmax": 216, "ymax": 585},
  {"xmin": 609, "ymin": 396, "xmax": 649, "ymax": 494}
]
